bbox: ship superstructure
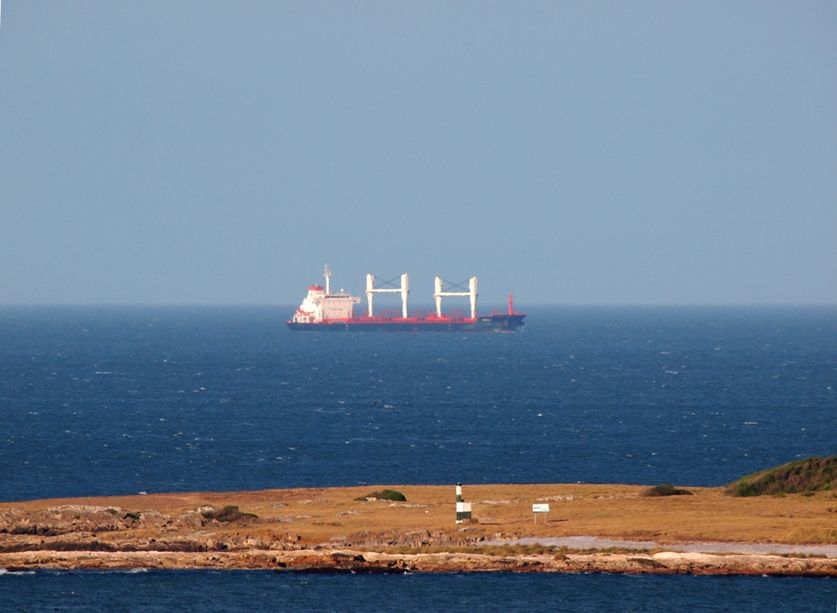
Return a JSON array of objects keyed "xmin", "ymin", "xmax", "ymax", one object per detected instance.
[
  {"xmin": 288, "ymin": 266, "xmax": 525, "ymax": 332},
  {"xmin": 291, "ymin": 266, "xmax": 361, "ymax": 324}
]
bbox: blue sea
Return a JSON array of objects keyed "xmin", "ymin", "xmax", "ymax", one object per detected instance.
[{"xmin": 0, "ymin": 306, "xmax": 834, "ymax": 611}]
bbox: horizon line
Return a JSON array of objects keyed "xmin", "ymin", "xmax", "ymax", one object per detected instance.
[{"xmin": 1, "ymin": 302, "xmax": 836, "ymax": 309}]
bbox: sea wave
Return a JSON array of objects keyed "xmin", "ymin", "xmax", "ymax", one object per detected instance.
[{"xmin": 0, "ymin": 568, "xmax": 36, "ymax": 576}]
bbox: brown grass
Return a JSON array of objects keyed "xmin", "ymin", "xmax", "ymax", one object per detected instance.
[{"xmin": 2, "ymin": 483, "xmax": 836, "ymax": 547}]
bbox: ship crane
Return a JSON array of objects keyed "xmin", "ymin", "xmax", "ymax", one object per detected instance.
[
  {"xmin": 434, "ymin": 276, "xmax": 478, "ymax": 319},
  {"xmin": 366, "ymin": 273, "xmax": 409, "ymax": 318}
]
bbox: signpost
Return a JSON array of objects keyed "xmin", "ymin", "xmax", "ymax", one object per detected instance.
[{"xmin": 532, "ymin": 503, "xmax": 550, "ymax": 523}]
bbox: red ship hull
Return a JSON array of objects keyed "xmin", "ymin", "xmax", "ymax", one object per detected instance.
[{"xmin": 286, "ymin": 313, "xmax": 525, "ymax": 332}]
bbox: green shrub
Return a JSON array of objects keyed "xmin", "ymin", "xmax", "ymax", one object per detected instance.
[
  {"xmin": 726, "ymin": 456, "xmax": 836, "ymax": 497},
  {"xmin": 201, "ymin": 505, "xmax": 258, "ymax": 523},
  {"xmin": 355, "ymin": 489, "xmax": 407, "ymax": 502},
  {"xmin": 642, "ymin": 483, "xmax": 694, "ymax": 497}
]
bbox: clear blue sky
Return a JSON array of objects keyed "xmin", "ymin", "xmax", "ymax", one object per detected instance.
[{"xmin": 1, "ymin": 1, "xmax": 835, "ymax": 305}]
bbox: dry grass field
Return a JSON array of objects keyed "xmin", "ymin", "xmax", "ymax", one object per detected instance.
[{"xmin": 3, "ymin": 482, "xmax": 834, "ymax": 548}]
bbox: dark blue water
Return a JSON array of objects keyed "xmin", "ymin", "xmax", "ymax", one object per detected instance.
[
  {"xmin": 1, "ymin": 306, "xmax": 834, "ymax": 609},
  {"xmin": 0, "ymin": 570, "xmax": 833, "ymax": 612},
  {"xmin": 1, "ymin": 306, "xmax": 834, "ymax": 501}
]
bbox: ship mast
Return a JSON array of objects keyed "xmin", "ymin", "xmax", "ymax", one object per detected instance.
[{"xmin": 323, "ymin": 264, "xmax": 331, "ymax": 295}]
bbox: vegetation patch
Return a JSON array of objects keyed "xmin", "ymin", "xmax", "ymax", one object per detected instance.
[
  {"xmin": 354, "ymin": 490, "xmax": 407, "ymax": 502},
  {"xmin": 0, "ymin": 540, "xmax": 118, "ymax": 553},
  {"xmin": 642, "ymin": 483, "xmax": 694, "ymax": 497},
  {"xmin": 201, "ymin": 505, "xmax": 258, "ymax": 523},
  {"xmin": 725, "ymin": 456, "xmax": 836, "ymax": 497}
]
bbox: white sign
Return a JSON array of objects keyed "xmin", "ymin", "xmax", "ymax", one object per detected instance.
[
  {"xmin": 456, "ymin": 502, "xmax": 472, "ymax": 512},
  {"xmin": 532, "ymin": 503, "xmax": 550, "ymax": 513}
]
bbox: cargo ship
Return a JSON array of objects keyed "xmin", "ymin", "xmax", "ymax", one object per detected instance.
[{"xmin": 287, "ymin": 266, "xmax": 525, "ymax": 332}]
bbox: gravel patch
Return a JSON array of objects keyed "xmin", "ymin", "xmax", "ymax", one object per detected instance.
[{"xmin": 484, "ymin": 536, "xmax": 837, "ymax": 558}]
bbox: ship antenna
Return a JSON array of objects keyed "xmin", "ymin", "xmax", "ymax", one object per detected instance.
[{"xmin": 323, "ymin": 264, "xmax": 331, "ymax": 294}]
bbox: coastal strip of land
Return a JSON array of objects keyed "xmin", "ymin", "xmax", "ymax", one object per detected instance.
[{"xmin": 1, "ymin": 484, "xmax": 834, "ymax": 576}]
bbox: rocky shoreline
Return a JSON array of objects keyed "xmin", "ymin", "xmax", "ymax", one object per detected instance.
[
  {"xmin": 2, "ymin": 484, "xmax": 834, "ymax": 576},
  {"xmin": 1, "ymin": 549, "xmax": 834, "ymax": 577}
]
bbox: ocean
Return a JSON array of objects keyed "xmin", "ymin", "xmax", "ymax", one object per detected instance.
[
  {"xmin": 0, "ymin": 305, "xmax": 834, "ymax": 610},
  {"xmin": 0, "ymin": 570, "xmax": 833, "ymax": 612}
]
